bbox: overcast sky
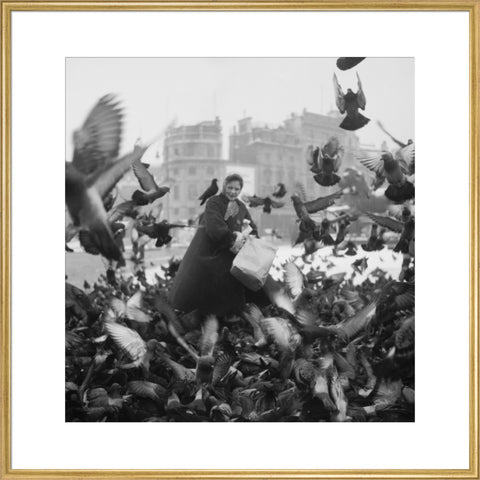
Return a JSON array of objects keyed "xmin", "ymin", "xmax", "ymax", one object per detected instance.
[{"xmin": 66, "ymin": 57, "xmax": 414, "ymax": 164}]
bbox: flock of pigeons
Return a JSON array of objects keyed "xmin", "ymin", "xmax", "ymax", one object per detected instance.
[{"xmin": 65, "ymin": 56, "xmax": 415, "ymax": 422}]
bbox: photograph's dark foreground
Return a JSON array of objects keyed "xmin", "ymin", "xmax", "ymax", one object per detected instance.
[{"xmin": 65, "ymin": 247, "xmax": 414, "ymax": 422}]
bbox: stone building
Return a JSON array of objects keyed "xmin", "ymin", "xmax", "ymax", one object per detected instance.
[{"xmin": 158, "ymin": 118, "xmax": 227, "ymax": 221}]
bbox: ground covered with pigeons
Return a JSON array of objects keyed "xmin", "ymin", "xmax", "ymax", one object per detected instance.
[{"xmin": 65, "ymin": 250, "xmax": 414, "ymax": 423}]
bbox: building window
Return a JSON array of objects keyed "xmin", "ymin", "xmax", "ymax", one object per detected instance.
[
  {"xmin": 173, "ymin": 208, "xmax": 179, "ymax": 217},
  {"xmin": 288, "ymin": 169, "xmax": 295, "ymax": 184},
  {"xmin": 188, "ymin": 166, "xmax": 196, "ymax": 175},
  {"xmin": 173, "ymin": 185, "xmax": 179, "ymax": 200},
  {"xmin": 173, "ymin": 168, "xmax": 179, "ymax": 176},
  {"xmin": 174, "ymin": 148, "xmax": 179, "ymax": 156},
  {"xmin": 263, "ymin": 168, "xmax": 272, "ymax": 187},
  {"xmin": 206, "ymin": 166, "xmax": 215, "ymax": 175},
  {"xmin": 265, "ymin": 152, "xmax": 271, "ymax": 161},
  {"xmin": 188, "ymin": 207, "xmax": 196, "ymax": 217},
  {"xmin": 188, "ymin": 184, "xmax": 197, "ymax": 200}
]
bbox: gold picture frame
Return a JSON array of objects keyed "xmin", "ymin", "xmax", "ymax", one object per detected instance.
[{"xmin": 1, "ymin": 1, "xmax": 479, "ymax": 478}]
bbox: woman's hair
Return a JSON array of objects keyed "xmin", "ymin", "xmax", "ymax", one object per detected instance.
[{"xmin": 224, "ymin": 173, "xmax": 244, "ymax": 188}]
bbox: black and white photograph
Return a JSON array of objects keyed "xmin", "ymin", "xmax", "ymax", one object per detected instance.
[{"xmin": 65, "ymin": 57, "xmax": 415, "ymax": 423}]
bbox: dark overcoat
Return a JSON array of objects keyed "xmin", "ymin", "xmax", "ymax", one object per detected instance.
[{"xmin": 169, "ymin": 193, "xmax": 258, "ymax": 316}]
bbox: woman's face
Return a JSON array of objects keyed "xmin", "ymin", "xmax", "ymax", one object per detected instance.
[{"xmin": 224, "ymin": 180, "xmax": 242, "ymax": 200}]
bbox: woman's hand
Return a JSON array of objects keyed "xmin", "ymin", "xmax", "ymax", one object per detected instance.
[{"xmin": 230, "ymin": 231, "xmax": 246, "ymax": 254}]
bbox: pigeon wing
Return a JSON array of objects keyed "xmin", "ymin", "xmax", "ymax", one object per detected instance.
[
  {"xmin": 72, "ymin": 94, "xmax": 123, "ymax": 175},
  {"xmin": 364, "ymin": 212, "xmax": 403, "ymax": 233},
  {"xmin": 396, "ymin": 143, "xmax": 415, "ymax": 164},
  {"xmin": 127, "ymin": 380, "xmax": 166, "ymax": 402},
  {"xmin": 333, "ymin": 74, "xmax": 346, "ymax": 113},
  {"xmin": 108, "ymin": 201, "xmax": 137, "ymax": 222},
  {"xmin": 305, "ymin": 145, "xmax": 315, "ymax": 166},
  {"xmin": 78, "ymin": 230, "xmax": 100, "ymax": 255},
  {"xmin": 132, "ymin": 159, "xmax": 158, "ymax": 192},
  {"xmin": 92, "ymin": 145, "xmax": 148, "ymax": 199},
  {"xmin": 335, "ymin": 301, "xmax": 377, "ymax": 341},
  {"xmin": 200, "ymin": 314, "xmax": 219, "ymax": 357},
  {"xmin": 104, "ymin": 322, "xmax": 146, "ymax": 361},
  {"xmin": 110, "ymin": 297, "xmax": 127, "ymax": 317},
  {"xmin": 126, "ymin": 291, "xmax": 152, "ymax": 323},
  {"xmin": 377, "ymin": 121, "xmax": 407, "ymax": 148},
  {"xmin": 242, "ymin": 195, "xmax": 265, "ymax": 207},
  {"xmin": 284, "ymin": 261, "xmax": 304, "ymax": 299},
  {"xmin": 260, "ymin": 317, "xmax": 291, "ymax": 352},
  {"xmin": 356, "ymin": 73, "xmax": 367, "ymax": 110},
  {"xmin": 358, "ymin": 154, "xmax": 385, "ymax": 176},
  {"xmin": 303, "ymin": 190, "xmax": 343, "ymax": 214},
  {"xmin": 135, "ymin": 223, "xmax": 157, "ymax": 238},
  {"xmin": 212, "ymin": 353, "xmax": 232, "ymax": 386}
]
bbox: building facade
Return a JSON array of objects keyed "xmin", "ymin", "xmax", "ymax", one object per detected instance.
[{"xmin": 158, "ymin": 118, "xmax": 227, "ymax": 221}]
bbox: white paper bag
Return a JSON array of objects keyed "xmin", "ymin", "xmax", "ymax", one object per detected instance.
[{"xmin": 230, "ymin": 237, "xmax": 277, "ymax": 291}]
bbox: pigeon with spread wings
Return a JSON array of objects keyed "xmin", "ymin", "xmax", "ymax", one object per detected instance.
[
  {"xmin": 333, "ymin": 72, "xmax": 370, "ymax": 131},
  {"xmin": 66, "ymin": 94, "xmax": 147, "ymax": 262},
  {"xmin": 241, "ymin": 195, "xmax": 285, "ymax": 214},
  {"xmin": 377, "ymin": 121, "xmax": 415, "ymax": 175},
  {"xmin": 307, "ymin": 138, "xmax": 344, "ymax": 187},
  {"xmin": 357, "ymin": 151, "xmax": 414, "ymax": 203},
  {"xmin": 136, "ymin": 219, "xmax": 190, "ymax": 247},
  {"xmin": 131, "ymin": 160, "xmax": 170, "ymax": 206}
]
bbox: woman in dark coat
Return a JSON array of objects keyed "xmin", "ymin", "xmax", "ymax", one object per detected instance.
[{"xmin": 169, "ymin": 174, "xmax": 259, "ymax": 316}]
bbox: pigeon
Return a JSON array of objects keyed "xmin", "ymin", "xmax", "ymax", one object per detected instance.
[
  {"xmin": 272, "ymin": 182, "xmax": 287, "ymax": 198},
  {"xmin": 344, "ymin": 240, "xmax": 358, "ymax": 256},
  {"xmin": 336, "ymin": 57, "xmax": 366, "ymax": 71},
  {"xmin": 104, "ymin": 322, "xmax": 158, "ymax": 373},
  {"xmin": 259, "ymin": 317, "xmax": 300, "ymax": 380},
  {"xmin": 333, "ymin": 72, "xmax": 370, "ymax": 131},
  {"xmin": 377, "ymin": 121, "xmax": 415, "ymax": 174},
  {"xmin": 110, "ymin": 291, "xmax": 151, "ymax": 324},
  {"xmin": 358, "ymin": 151, "xmax": 414, "ymax": 203},
  {"xmin": 241, "ymin": 195, "xmax": 284, "ymax": 214},
  {"xmin": 199, "ymin": 179, "xmax": 219, "ymax": 205},
  {"xmin": 131, "ymin": 159, "xmax": 170, "ymax": 205},
  {"xmin": 334, "ymin": 217, "xmax": 351, "ymax": 245},
  {"xmin": 291, "ymin": 194, "xmax": 317, "ymax": 232},
  {"xmin": 66, "ymin": 94, "xmax": 147, "ymax": 262},
  {"xmin": 352, "ymin": 257, "xmax": 368, "ymax": 275},
  {"xmin": 318, "ymin": 219, "xmax": 335, "ymax": 246},
  {"xmin": 77, "ymin": 200, "xmax": 134, "ymax": 259},
  {"xmin": 361, "ymin": 224, "xmax": 385, "ymax": 251},
  {"xmin": 308, "ymin": 138, "xmax": 344, "ymax": 186},
  {"xmin": 136, "ymin": 220, "xmax": 189, "ymax": 247}
]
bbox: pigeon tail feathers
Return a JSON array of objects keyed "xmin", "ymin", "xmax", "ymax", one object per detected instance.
[
  {"xmin": 339, "ymin": 113, "xmax": 370, "ymax": 131},
  {"xmin": 385, "ymin": 181, "xmax": 415, "ymax": 203}
]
